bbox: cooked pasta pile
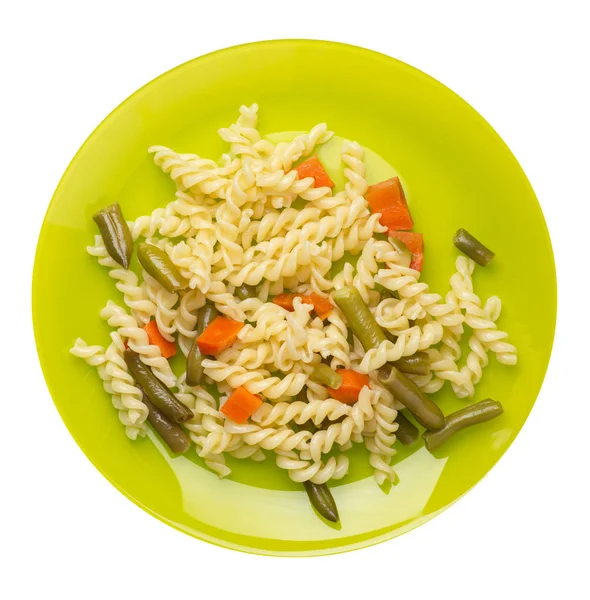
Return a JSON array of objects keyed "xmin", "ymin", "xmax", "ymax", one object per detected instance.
[{"xmin": 71, "ymin": 104, "xmax": 517, "ymax": 487}]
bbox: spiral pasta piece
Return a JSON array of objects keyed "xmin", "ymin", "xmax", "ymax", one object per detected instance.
[
  {"xmin": 364, "ymin": 393, "xmax": 399, "ymax": 485},
  {"xmin": 267, "ymin": 123, "xmax": 333, "ymax": 172},
  {"xmin": 306, "ymin": 385, "xmax": 380, "ymax": 462},
  {"xmin": 100, "ymin": 301, "xmax": 177, "ymax": 388},
  {"xmin": 358, "ymin": 321, "xmax": 444, "ymax": 373},
  {"xmin": 252, "ymin": 398, "xmax": 351, "ymax": 428},
  {"xmin": 70, "ymin": 335, "xmax": 148, "ymax": 440},
  {"xmin": 223, "ymin": 422, "xmax": 312, "ymax": 452},
  {"xmin": 201, "ymin": 360, "xmax": 307, "ymax": 400},
  {"xmin": 142, "ymin": 271, "xmax": 179, "ymax": 342},
  {"xmin": 341, "ymin": 140, "xmax": 368, "ymax": 200},
  {"xmin": 275, "ymin": 450, "xmax": 349, "ymax": 484}
]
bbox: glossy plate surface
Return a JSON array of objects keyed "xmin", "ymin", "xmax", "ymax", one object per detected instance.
[{"xmin": 33, "ymin": 40, "xmax": 556, "ymax": 556}]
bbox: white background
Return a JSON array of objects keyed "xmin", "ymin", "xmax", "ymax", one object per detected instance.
[{"xmin": 2, "ymin": 1, "xmax": 589, "ymax": 598}]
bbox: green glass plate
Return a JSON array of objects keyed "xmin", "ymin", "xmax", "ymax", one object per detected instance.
[{"xmin": 32, "ymin": 40, "xmax": 556, "ymax": 556}]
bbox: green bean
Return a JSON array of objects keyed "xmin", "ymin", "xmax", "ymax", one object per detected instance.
[
  {"xmin": 453, "ymin": 228, "xmax": 495, "ymax": 266},
  {"xmin": 137, "ymin": 243, "xmax": 189, "ymax": 293},
  {"xmin": 142, "ymin": 394, "xmax": 191, "ymax": 454},
  {"xmin": 234, "ymin": 284, "xmax": 256, "ymax": 301},
  {"xmin": 92, "ymin": 203, "xmax": 133, "ymax": 269},
  {"xmin": 332, "ymin": 287, "xmax": 387, "ymax": 351},
  {"xmin": 395, "ymin": 410, "xmax": 419, "ymax": 445},
  {"xmin": 378, "ymin": 365, "xmax": 445, "ymax": 431},
  {"xmin": 311, "ymin": 363, "xmax": 342, "ymax": 389},
  {"xmin": 393, "ymin": 352, "xmax": 430, "ymax": 376},
  {"xmin": 423, "ymin": 399, "xmax": 504, "ymax": 452},
  {"xmin": 186, "ymin": 304, "xmax": 218, "ymax": 387},
  {"xmin": 389, "ymin": 237, "xmax": 412, "ymax": 268},
  {"xmin": 290, "ymin": 421, "xmax": 339, "ymax": 523},
  {"xmin": 124, "ymin": 350, "xmax": 193, "ymax": 423},
  {"xmin": 303, "ymin": 480, "xmax": 339, "ymax": 523},
  {"xmin": 380, "ymin": 287, "xmax": 400, "ymax": 301}
]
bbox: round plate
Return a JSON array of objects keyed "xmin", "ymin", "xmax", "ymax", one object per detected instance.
[{"xmin": 33, "ymin": 40, "xmax": 556, "ymax": 556}]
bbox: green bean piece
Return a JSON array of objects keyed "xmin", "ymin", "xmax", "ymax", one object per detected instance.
[
  {"xmin": 137, "ymin": 243, "xmax": 189, "ymax": 293},
  {"xmin": 142, "ymin": 394, "xmax": 191, "ymax": 454},
  {"xmin": 332, "ymin": 287, "xmax": 387, "ymax": 351},
  {"xmin": 291, "ymin": 421, "xmax": 339, "ymax": 522},
  {"xmin": 311, "ymin": 363, "xmax": 342, "ymax": 389},
  {"xmin": 393, "ymin": 352, "xmax": 430, "ymax": 376},
  {"xmin": 380, "ymin": 287, "xmax": 400, "ymax": 301},
  {"xmin": 453, "ymin": 228, "xmax": 495, "ymax": 267},
  {"xmin": 92, "ymin": 203, "xmax": 133, "ymax": 269},
  {"xmin": 395, "ymin": 410, "xmax": 419, "ymax": 445},
  {"xmin": 186, "ymin": 304, "xmax": 218, "ymax": 387},
  {"xmin": 124, "ymin": 350, "xmax": 193, "ymax": 423},
  {"xmin": 378, "ymin": 365, "xmax": 445, "ymax": 431},
  {"xmin": 303, "ymin": 480, "xmax": 340, "ymax": 523},
  {"xmin": 423, "ymin": 399, "xmax": 504, "ymax": 452},
  {"xmin": 234, "ymin": 284, "xmax": 256, "ymax": 301},
  {"xmin": 389, "ymin": 237, "xmax": 413, "ymax": 268}
]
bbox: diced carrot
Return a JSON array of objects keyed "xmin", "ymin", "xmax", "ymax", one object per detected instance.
[
  {"xmin": 142, "ymin": 320, "xmax": 177, "ymax": 358},
  {"xmin": 328, "ymin": 369, "xmax": 370, "ymax": 405},
  {"xmin": 294, "ymin": 156, "xmax": 335, "ymax": 188},
  {"xmin": 272, "ymin": 293, "xmax": 305, "ymax": 312},
  {"xmin": 197, "ymin": 316, "xmax": 244, "ymax": 355},
  {"xmin": 389, "ymin": 232, "xmax": 424, "ymax": 271},
  {"xmin": 308, "ymin": 293, "xmax": 333, "ymax": 319},
  {"xmin": 221, "ymin": 386, "xmax": 263, "ymax": 424},
  {"xmin": 366, "ymin": 176, "xmax": 414, "ymax": 232},
  {"xmin": 272, "ymin": 293, "xmax": 332, "ymax": 319}
]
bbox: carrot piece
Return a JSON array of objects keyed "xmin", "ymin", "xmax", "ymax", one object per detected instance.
[
  {"xmin": 272, "ymin": 293, "xmax": 305, "ymax": 312},
  {"xmin": 221, "ymin": 386, "xmax": 263, "ymax": 424},
  {"xmin": 389, "ymin": 232, "xmax": 424, "ymax": 271},
  {"xmin": 366, "ymin": 176, "xmax": 414, "ymax": 232},
  {"xmin": 197, "ymin": 316, "xmax": 244, "ymax": 355},
  {"xmin": 272, "ymin": 293, "xmax": 332, "ymax": 319},
  {"xmin": 142, "ymin": 320, "xmax": 177, "ymax": 358},
  {"xmin": 308, "ymin": 293, "xmax": 333, "ymax": 319},
  {"xmin": 294, "ymin": 156, "xmax": 335, "ymax": 188},
  {"xmin": 328, "ymin": 369, "xmax": 370, "ymax": 405}
]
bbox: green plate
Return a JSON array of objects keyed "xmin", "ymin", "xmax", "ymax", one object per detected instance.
[{"xmin": 32, "ymin": 40, "xmax": 556, "ymax": 556}]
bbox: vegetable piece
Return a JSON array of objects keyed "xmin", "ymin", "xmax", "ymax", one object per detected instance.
[
  {"xmin": 142, "ymin": 320, "xmax": 177, "ymax": 359},
  {"xmin": 124, "ymin": 350, "xmax": 193, "ymax": 423},
  {"xmin": 303, "ymin": 480, "xmax": 339, "ymax": 523},
  {"xmin": 186, "ymin": 304, "xmax": 218, "ymax": 387},
  {"xmin": 221, "ymin": 386, "xmax": 263, "ymax": 424},
  {"xmin": 234, "ymin": 284, "xmax": 256, "ymax": 301},
  {"xmin": 92, "ymin": 203, "xmax": 133, "ymax": 269},
  {"xmin": 423, "ymin": 399, "xmax": 504, "ymax": 452},
  {"xmin": 378, "ymin": 365, "xmax": 445, "ymax": 431},
  {"xmin": 366, "ymin": 177, "xmax": 413, "ymax": 232},
  {"xmin": 328, "ymin": 369, "xmax": 370, "ymax": 404},
  {"xmin": 142, "ymin": 394, "xmax": 191, "ymax": 454},
  {"xmin": 137, "ymin": 243, "xmax": 189, "ymax": 293},
  {"xmin": 453, "ymin": 228, "xmax": 495, "ymax": 267},
  {"xmin": 308, "ymin": 293, "xmax": 333, "ymax": 319},
  {"xmin": 197, "ymin": 316, "xmax": 244, "ymax": 355},
  {"xmin": 332, "ymin": 287, "xmax": 387, "ymax": 351},
  {"xmin": 395, "ymin": 411, "xmax": 420, "ymax": 446},
  {"xmin": 393, "ymin": 352, "xmax": 430, "ymax": 376},
  {"xmin": 294, "ymin": 156, "xmax": 335, "ymax": 189},
  {"xmin": 388, "ymin": 237, "xmax": 413, "ymax": 269},
  {"xmin": 272, "ymin": 293, "xmax": 301, "ymax": 311},
  {"xmin": 389, "ymin": 232, "xmax": 424, "ymax": 271},
  {"xmin": 311, "ymin": 363, "xmax": 343, "ymax": 389},
  {"xmin": 272, "ymin": 293, "xmax": 333, "ymax": 319}
]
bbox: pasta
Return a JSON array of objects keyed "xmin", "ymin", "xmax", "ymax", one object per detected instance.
[{"xmin": 72, "ymin": 104, "xmax": 517, "ymax": 524}]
